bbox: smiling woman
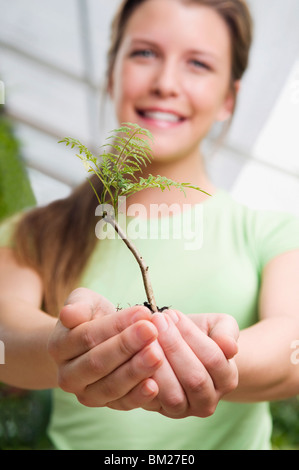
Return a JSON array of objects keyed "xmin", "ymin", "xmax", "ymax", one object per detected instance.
[
  {"xmin": 109, "ymin": 0, "xmax": 240, "ymax": 165},
  {"xmin": 1, "ymin": 0, "xmax": 299, "ymax": 452}
]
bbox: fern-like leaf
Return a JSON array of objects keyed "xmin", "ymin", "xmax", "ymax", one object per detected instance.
[{"xmin": 59, "ymin": 123, "xmax": 210, "ymax": 216}]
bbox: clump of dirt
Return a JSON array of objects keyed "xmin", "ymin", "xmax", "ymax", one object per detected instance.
[{"xmin": 143, "ymin": 302, "xmax": 170, "ymax": 313}]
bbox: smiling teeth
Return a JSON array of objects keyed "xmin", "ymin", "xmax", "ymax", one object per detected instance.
[{"xmin": 143, "ymin": 111, "xmax": 181, "ymax": 122}]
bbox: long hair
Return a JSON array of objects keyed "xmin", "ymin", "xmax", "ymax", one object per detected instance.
[
  {"xmin": 13, "ymin": 175, "xmax": 103, "ymax": 316},
  {"xmin": 13, "ymin": 0, "xmax": 253, "ymax": 317}
]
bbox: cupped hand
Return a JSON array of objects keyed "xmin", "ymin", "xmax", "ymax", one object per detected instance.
[
  {"xmin": 48, "ymin": 287, "xmax": 239, "ymax": 418},
  {"xmin": 48, "ymin": 288, "xmax": 163, "ymax": 408},
  {"xmin": 140, "ymin": 310, "xmax": 239, "ymax": 418}
]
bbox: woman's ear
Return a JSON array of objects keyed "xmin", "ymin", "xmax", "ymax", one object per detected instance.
[{"xmin": 216, "ymin": 80, "xmax": 241, "ymax": 122}]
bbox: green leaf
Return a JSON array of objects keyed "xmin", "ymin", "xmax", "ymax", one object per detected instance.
[{"xmin": 59, "ymin": 123, "xmax": 210, "ymax": 216}]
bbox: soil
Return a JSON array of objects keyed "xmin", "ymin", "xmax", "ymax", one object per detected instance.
[{"xmin": 143, "ymin": 302, "xmax": 170, "ymax": 313}]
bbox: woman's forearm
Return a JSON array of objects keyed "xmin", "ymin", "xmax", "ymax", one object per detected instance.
[
  {"xmin": 0, "ymin": 296, "xmax": 58, "ymax": 389},
  {"xmin": 225, "ymin": 316, "xmax": 299, "ymax": 402}
]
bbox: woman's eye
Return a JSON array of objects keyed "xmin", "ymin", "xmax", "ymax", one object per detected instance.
[
  {"xmin": 190, "ymin": 59, "xmax": 210, "ymax": 71},
  {"xmin": 131, "ymin": 49, "xmax": 155, "ymax": 59}
]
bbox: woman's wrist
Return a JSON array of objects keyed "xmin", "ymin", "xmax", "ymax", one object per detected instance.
[{"xmin": 0, "ymin": 297, "xmax": 58, "ymax": 389}]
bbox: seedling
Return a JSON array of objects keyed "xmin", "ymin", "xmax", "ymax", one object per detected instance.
[{"xmin": 60, "ymin": 123, "xmax": 209, "ymax": 312}]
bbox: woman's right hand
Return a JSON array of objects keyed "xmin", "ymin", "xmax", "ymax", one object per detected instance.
[{"xmin": 48, "ymin": 288, "xmax": 163, "ymax": 409}]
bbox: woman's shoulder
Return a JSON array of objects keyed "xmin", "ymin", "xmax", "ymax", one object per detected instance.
[
  {"xmin": 213, "ymin": 189, "xmax": 299, "ymax": 269},
  {"xmin": 211, "ymin": 188, "xmax": 299, "ymax": 226},
  {"xmin": 0, "ymin": 212, "xmax": 23, "ymax": 248}
]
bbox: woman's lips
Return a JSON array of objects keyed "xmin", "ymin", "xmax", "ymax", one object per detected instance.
[{"xmin": 136, "ymin": 109, "xmax": 187, "ymax": 128}]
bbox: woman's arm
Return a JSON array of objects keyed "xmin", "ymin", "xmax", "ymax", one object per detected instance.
[
  {"xmin": 0, "ymin": 247, "xmax": 58, "ymax": 389},
  {"xmin": 0, "ymin": 248, "xmax": 162, "ymax": 400},
  {"xmin": 225, "ymin": 249, "xmax": 299, "ymax": 402}
]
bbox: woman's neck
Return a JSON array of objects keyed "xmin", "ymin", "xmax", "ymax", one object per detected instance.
[{"xmin": 127, "ymin": 150, "xmax": 216, "ymax": 212}]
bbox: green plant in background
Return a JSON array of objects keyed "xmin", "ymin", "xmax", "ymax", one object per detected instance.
[
  {"xmin": 270, "ymin": 398, "xmax": 299, "ymax": 450},
  {"xmin": 0, "ymin": 384, "xmax": 53, "ymax": 450},
  {"xmin": 0, "ymin": 106, "xmax": 36, "ymax": 221},
  {"xmin": 60, "ymin": 123, "xmax": 210, "ymax": 313}
]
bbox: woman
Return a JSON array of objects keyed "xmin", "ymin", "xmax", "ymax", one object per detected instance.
[{"xmin": 1, "ymin": 0, "xmax": 299, "ymax": 450}]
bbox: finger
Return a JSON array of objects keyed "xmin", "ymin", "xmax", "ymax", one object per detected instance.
[
  {"xmin": 59, "ymin": 302, "xmax": 94, "ymax": 330},
  {"xmin": 76, "ymin": 341, "xmax": 162, "ymax": 408},
  {"xmin": 61, "ymin": 287, "xmax": 116, "ymax": 329},
  {"xmin": 52, "ymin": 305, "xmax": 152, "ymax": 363},
  {"xmin": 209, "ymin": 315, "xmax": 239, "ymax": 360},
  {"xmin": 189, "ymin": 313, "xmax": 239, "ymax": 359},
  {"xmin": 107, "ymin": 379, "xmax": 159, "ymax": 411},
  {"xmin": 152, "ymin": 312, "xmax": 216, "ymax": 417},
  {"xmin": 147, "ymin": 342, "xmax": 187, "ymax": 418},
  {"xmin": 167, "ymin": 310, "xmax": 238, "ymax": 395},
  {"xmin": 58, "ymin": 320, "xmax": 158, "ymax": 394}
]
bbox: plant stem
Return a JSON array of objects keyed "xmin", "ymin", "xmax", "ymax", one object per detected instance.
[{"xmin": 105, "ymin": 214, "xmax": 158, "ymax": 313}]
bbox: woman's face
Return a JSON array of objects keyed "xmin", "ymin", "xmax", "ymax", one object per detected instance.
[{"xmin": 109, "ymin": 0, "xmax": 237, "ymax": 163}]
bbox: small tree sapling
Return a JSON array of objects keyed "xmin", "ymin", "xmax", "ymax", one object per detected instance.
[{"xmin": 60, "ymin": 123, "xmax": 210, "ymax": 313}]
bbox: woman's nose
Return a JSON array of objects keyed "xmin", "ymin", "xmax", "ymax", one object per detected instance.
[{"xmin": 150, "ymin": 59, "xmax": 180, "ymax": 98}]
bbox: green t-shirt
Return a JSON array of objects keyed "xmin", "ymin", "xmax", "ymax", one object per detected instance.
[{"xmin": 1, "ymin": 189, "xmax": 299, "ymax": 450}]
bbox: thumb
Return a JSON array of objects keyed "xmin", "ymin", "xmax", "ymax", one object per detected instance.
[
  {"xmin": 208, "ymin": 314, "xmax": 239, "ymax": 360},
  {"xmin": 189, "ymin": 313, "xmax": 239, "ymax": 360},
  {"xmin": 60, "ymin": 287, "xmax": 116, "ymax": 329}
]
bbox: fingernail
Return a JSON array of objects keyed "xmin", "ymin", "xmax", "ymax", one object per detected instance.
[
  {"xmin": 136, "ymin": 322, "xmax": 156, "ymax": 343},
  {"xmin": 153, "ymin": 313, "xmax": 169, "ymax": 332},
  {"xmin": 142, "ymin": 343, "xmax": 162, "ymax": 368},
  {"xmin": 167, "ymin": 309, "xmax": 179, "ymax": 324},
  {"xmin": 141, "ymin": 378, "xmax": 158, "ymax": 396},
  {"xmin": 131, "ymin": 309, "xmax": 151, "ymax": 324}
]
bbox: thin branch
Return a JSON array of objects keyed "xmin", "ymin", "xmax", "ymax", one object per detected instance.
[
  {"xmin": 59, "ymin": 124, "xmax": 210, "ymax": 314},
  {"xmin": 105, "ymin": 215, "xmax": 158, "ymax": 313}
]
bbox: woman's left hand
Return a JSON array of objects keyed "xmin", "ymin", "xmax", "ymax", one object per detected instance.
[{"xmin": 141, "ymin": 310, "xmax": 239, "ymax": 418}]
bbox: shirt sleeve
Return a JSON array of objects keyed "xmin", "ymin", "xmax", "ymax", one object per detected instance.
[
  {"xmin": 0, "ymin": 213, "xmax": 21, "ymax": 248},
  {"xmin": 251, "ymin": 209, "xmax": 299, "ymax": 273}
]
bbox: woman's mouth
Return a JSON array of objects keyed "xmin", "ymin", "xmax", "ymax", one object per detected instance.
[{"xmin": 136, "ymin": 109, "xmax": 186, "ymax": 128}]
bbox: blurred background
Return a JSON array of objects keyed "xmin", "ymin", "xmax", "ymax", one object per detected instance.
[
  {"xmin": 0, "ymin": 0, "xmax": 299, "ymax": 449},
  {"xmin": 0, "ymin": 0, "xmax": 299, "ymax": 212}
]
